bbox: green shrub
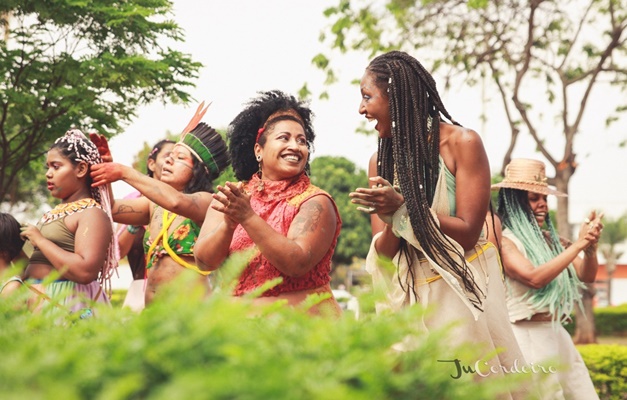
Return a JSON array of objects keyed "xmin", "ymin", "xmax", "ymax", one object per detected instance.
[
  {"xmin": 564, "ymin": 304, "xmax": 627, "ymax": 336},
  {"xmin": 578, "ymin": 344, "xmax": 627, "ymax": 400},
  {"xmin": 0, "ymin": 271, "xmax": 527, "ymax": 399}
]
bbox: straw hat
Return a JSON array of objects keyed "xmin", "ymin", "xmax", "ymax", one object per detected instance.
[{"xmin": 491, "ymin": 158, "xmax": 566, "ymax": 196}]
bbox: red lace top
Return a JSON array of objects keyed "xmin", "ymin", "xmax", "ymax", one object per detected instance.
[{"xmin": 230, "ymin": 173, "xmax": 341, "ymax": 296}]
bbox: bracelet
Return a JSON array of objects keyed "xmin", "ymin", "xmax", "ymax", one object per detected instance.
[{"xmin": 126, "ymin": 225, "xmax": 141, "ymax": 234}]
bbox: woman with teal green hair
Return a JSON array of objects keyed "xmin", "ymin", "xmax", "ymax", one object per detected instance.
[{"xmin": 493, "ymin": 158, "xmax": 602, "ymax": 399}]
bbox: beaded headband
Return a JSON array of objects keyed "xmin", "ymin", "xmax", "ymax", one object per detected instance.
[{"xmin": 255, "ymin": 108, "xmax": 305, "ymax": 143}]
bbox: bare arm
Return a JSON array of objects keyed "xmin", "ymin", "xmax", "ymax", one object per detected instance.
[
  {"xmin": 117, "ymin": 225, "xmax": 143, "ymax": 259},
  {"xmin": 91, "ymin": 163, "xmax": 212, "ymax": 225},
  {"xmin": 242, "ymin": 196, "xmax": 337, "ymax": 276},
  {"xmin": 110, "ymin": 196, "xmax": 152, "ymax": 226},
  {"xmin": 438, "ymin": 128, "xmax": 491, "ymax": 251},
  {"xmin": 208, "ymin": 182, "xmax": 338, "ymax": 277},
  {"xmin": 500, "ymin": 214, "xmax": 602, "ymax": 288},
  {"xmin": 572, "ymin": 211, "xmax": 603, "ymax": 283},
  {"xmin": 21, "ymin": 208, "xmax": 112, "ymax": 284},
  {"xmin": 195, "ymin": 204, "xmax": 236, "ymax": 271}
]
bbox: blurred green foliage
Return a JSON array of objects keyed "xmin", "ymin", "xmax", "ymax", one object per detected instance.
[
  {"xmin": 565, "ymin": 303, "xmax": 627, "ymax": 337},
  {"xmin": 0, "ymin": 260, "xmax": 526, "ymax": 399},
  {"xmin": 577, "ymin": 344, "xmax": 627, "ymax": 400}
]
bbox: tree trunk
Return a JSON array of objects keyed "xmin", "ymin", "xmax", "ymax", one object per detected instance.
[
  {"xmin": 554, "ymin": 169, "xmax": 597, "ymax": 343},
  {"xmin": 572, "ymin": 283, "xmax": 597, "ymax": 344},
  {"xmin": 607, "ymin": 271, "xmax": 613, "ymax": 307}
]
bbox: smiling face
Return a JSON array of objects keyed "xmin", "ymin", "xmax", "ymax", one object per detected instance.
[
  {"xmin": 45, "ymin": 148, "xmax": 88, "ymax": 201},
  {"xmin": 359, "ymin": 70, "xmax": 391, "ymax": 138},
  {"xmin": 254, "ymin": 120, "xmax": 309, "ymax": 181},
  {"xmin": 160, "ymin": 144, "xmax": 194, "ymax": 191},
  {"xmin": 527, "ymin": 191, "xmax": 549, "ymax": 226}
]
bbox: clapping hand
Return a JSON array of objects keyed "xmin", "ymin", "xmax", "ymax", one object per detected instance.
[
  {"xmin": 212, "ymin": 181, "xmax": 253, "ymax": 228},
  {"xmin": 349, "ymin": 177, "xmax": 404, "ymax": 223},
  {"xmin": 581, "ymin": 210, "xmax": 604, "ymax": 252}
]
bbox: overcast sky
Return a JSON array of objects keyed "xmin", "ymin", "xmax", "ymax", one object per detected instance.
[{"xmin": 109, "ymin": 0, "xmax": 627, "ymax": 223}]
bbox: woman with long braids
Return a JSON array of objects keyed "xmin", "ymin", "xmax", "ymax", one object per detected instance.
[
  {"xmin": 90, "ymin": 105, "xmax": 230, "ymax": 305},
  {"xmin": 0, "ymin": 129, "xmax": 117, "ymax": 317},
  {"xmin": 493, "ymin": 158, "xmax": 601, "ymax": 399},
  {"xmin": 349, "ymin": 51, "xmax": 527, "ymax": 392},
  {"xmin": 195, "ymin": 90, "xmax": 342, "ymax": 316}
]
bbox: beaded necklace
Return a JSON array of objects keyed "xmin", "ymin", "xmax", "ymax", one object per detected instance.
[{"xmin": 40, "ymin": 198, "xmax": 101, "ymax": 224}]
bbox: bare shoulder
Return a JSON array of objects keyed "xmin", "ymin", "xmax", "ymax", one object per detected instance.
[
  {"xmin": 82, "ymin": 206, "xmax": 113, "ymax": 226},
  {"xmin": 441, "ymin": 124, "xmax": 488, "ymax": 173},
  {"xmin": 301, "ymin": 193, "xmax": 336, "ymax": 215},
  {"xmin": 447, "ymin": 125, "xmax": 484, "ymax": 149}
]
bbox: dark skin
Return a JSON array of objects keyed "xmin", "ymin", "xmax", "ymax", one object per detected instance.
[{"xmin": 349, "ymin": 70, "xmax": 491, "ymax": 258}]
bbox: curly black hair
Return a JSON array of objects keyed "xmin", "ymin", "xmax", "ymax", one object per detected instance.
[
  {"xmin": 227, "ymin": 90, "xmax": 315, "ymax": 181},
  {"xmin": 0, "ymin": 212, "xmax": 24, "ymax": 263}
]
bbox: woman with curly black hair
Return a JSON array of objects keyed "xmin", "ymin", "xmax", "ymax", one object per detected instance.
[{"xmin": 195, "ymin": 90, "xmax": 342, "ymax": 316}]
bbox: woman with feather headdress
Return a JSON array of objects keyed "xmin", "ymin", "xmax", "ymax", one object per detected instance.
[{"xmin": 90, "ymin": 103, "xmax": 230, "ymax": 306}]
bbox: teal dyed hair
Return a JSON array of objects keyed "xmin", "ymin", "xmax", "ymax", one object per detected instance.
[{"xmin": 497, "ymin": 188, "xmax": 584, "ymax": 323}]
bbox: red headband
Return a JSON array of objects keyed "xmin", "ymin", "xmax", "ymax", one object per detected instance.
[{"xmin": 255, "ymin": 108, "xmax": 304, "ymax": 143}]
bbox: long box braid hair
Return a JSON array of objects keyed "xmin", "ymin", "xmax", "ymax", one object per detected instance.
[{"xmin": 367, "ymin": 51, "xmax": 484, "ymax": 310}]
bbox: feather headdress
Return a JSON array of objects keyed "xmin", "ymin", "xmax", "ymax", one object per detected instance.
[{"xmin": 177, "ymin": 102, "xmax": 230, "ymax": 177}]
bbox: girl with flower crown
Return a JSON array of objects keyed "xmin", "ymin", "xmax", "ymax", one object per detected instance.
[{"xmin": 0, "ymin": 129, "xmax": 117, "ymax": 316}]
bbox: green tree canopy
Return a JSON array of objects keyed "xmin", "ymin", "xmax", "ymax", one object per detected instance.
[
  {"xmin": 310, "ymin": 155, "xmax": 372, "ymax": 265},
  {"xmin": 314, "ymin": 0, "xmax": 627, "ymax": 238},
  {"xmin": 0, "ymin": 0, "xmax": 202, "ymax": 204}
]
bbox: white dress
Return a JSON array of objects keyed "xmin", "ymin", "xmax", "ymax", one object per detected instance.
[{"xmin": 366, "ymin": 164, "xmax": 530, "ymax": 399}]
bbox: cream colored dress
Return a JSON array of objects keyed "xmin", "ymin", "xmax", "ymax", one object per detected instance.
[{"xmin": 366, "ymin": 163, "xmax": 530, "ymax": 399}]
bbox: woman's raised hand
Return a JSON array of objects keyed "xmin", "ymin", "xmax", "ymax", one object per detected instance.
[
  {"xmin": 349, "ymin": 176, "xmax": 404, "ymax": 219},
  {"xmin": 89, "ymin": 133, "xmax": 113, "ymax": 163},
  {"xmin": 211, "ymin": 181, "xmax": 253, "ymax": 226},
  {"xmin": 90, "ymin": 162, "xmax": 125, "ymax": 187},
  {"xmin": 581, "ymin": 210, "xmax": 604, "ymax": 248}
]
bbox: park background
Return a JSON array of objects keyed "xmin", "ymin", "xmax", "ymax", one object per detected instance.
[
  {"xmin": 105, "ymin": 1, "xmax": 627, "ymax": 303},
  {"xmin": 2, "ymin": 1, "xmax": 627, "ymax": 399}
]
